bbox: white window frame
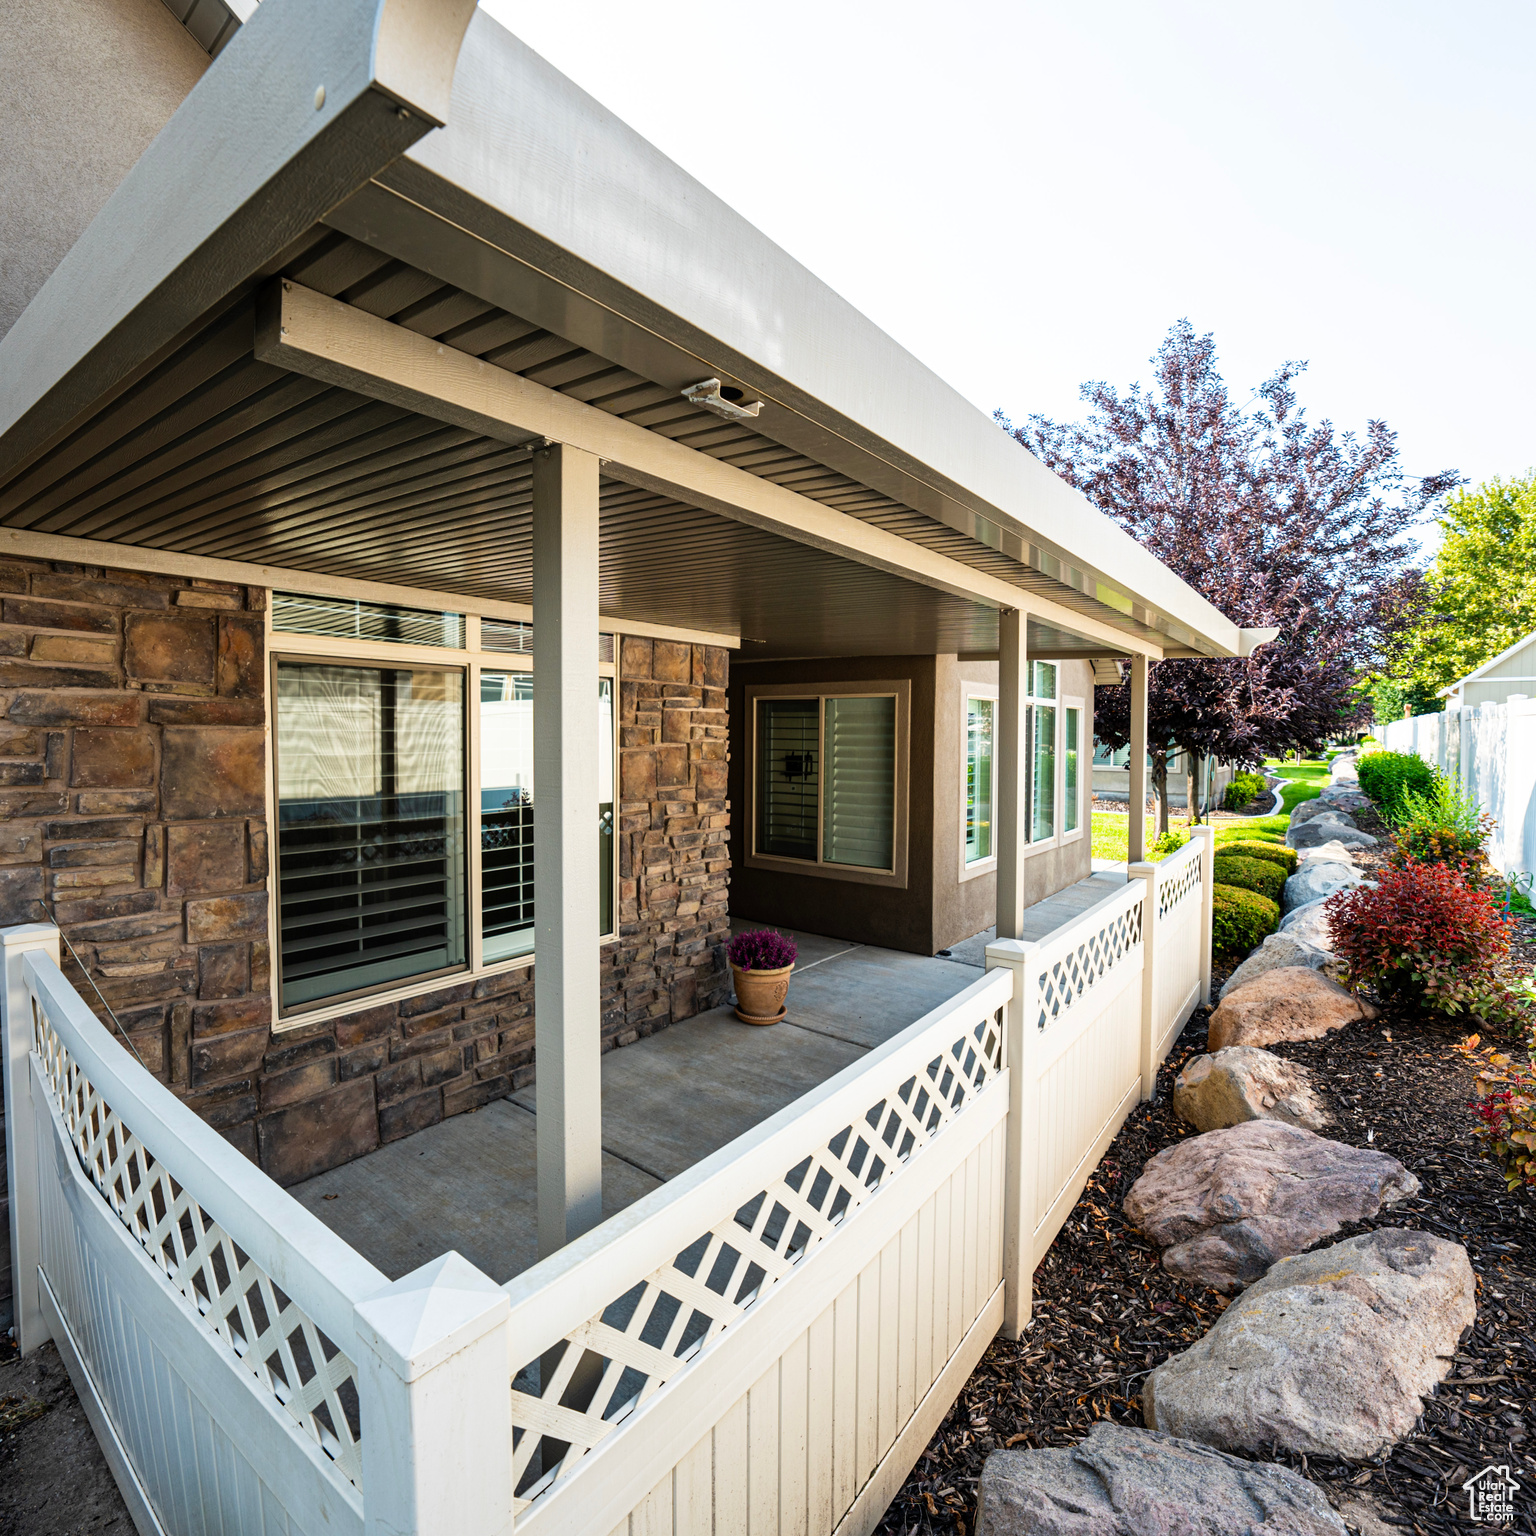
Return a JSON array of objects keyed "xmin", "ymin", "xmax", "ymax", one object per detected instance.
[
  {"xmin": 958, "ymin": 680, "xmax": 999, "ymax": 883},
  {"xmin": 1026, "ymin": 662, "xmax": 1061, "ymax": 851},
  {"xmin": 745, "ymin": 679, "xmax": 911, "ymax": 889},
  {"xmin": 1061, "ymin": 694, "xmax": 1086, "ymax": 844},
  {"xmin": 265, "ymin": 600, "xmax": 620, "ymax": 1029}
]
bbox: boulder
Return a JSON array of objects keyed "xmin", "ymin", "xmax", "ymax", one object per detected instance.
[
  {"xmin": 1320, "ymin": 787, "xmax": 1372, "ymax": 812},
  {"xmin": 1143, "ymin": 1229, "xmax": 1475, "ymax": 1459},
  {"xmin": 1278, "ymin": 898, "xmax": 1335, "ymax": 948},
  {"xmin": 1283, "ymin": 860, "xmax": 1362, "ymax": 912},
  {"xmin": 1123, "ymin": 1120, "xmax": 1419, "ymax": 1292},
  {"xmin": 1296, "ymin": 838, "xmax": 1360, "ymax": 866},
  {"xmin": 1208, "ymin": 966, "xmax": 1374, "ymax": 1050},
  {"xmin": 1288, "ymin": 820, "xmax": 1378, "ymax": 852},
  {"xmin": 1220, "ymin": 931, "xmax": 1331, "ymax": 998},
  {"xmin": 1173, "ymin": 1046, "xmax": 1330, "ymax": 1132},
  {"xmin": 975, "ymin": 1422, "xmax": 1348, "ymax": 1536},
  {"xmin": 1290, "ymin": 799, "xmax": 1356, "ymax": 829}
]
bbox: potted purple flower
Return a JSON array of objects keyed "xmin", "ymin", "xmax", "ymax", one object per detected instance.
[{"xmin": 727, "ymin": 928, "xmax": 798, "ymax": 1025}]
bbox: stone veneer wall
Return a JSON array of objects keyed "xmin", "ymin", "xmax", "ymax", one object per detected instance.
[{"xmin": 0, "ymin": 557, "xmax": 731, "ymax": 1327}]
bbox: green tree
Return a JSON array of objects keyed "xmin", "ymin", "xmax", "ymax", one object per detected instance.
[{"xmin": 1393, "ymin": 472, "xmax": 1536, "ymax": 697}]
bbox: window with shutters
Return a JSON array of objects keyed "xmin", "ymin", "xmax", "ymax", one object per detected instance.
[
  {"xmin": 270, "ymin": 598, "xmax": 619, "ymax": 1020},
  {"xmin": 746, "ymin": 682, "xmax": 909, "ymax": 887}
]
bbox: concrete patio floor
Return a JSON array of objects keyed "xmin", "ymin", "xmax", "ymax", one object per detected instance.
[{"xmin": 294, "ymin": 873, "xmax": 1125, "ymax": 1282}]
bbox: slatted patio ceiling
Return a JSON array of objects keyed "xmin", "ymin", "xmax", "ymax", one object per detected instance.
[{"xmin": 0, "ymin": 226, "xmax": 1160, "ymax": 659}]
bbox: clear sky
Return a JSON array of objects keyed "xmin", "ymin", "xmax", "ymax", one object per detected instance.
[{"xmin": 481, "ymin": 1, "xmax": 1534, "ymax": 540}]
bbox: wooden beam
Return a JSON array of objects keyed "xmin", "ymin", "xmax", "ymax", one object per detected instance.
[{"xmin": 256, "ymin": 281, "xmax": 1167, "ymax": 660}]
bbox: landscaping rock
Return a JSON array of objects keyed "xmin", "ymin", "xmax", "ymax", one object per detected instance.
[
  {"xmin": 1278, "ymin": 898, "xmax": 1335, "ymax": 947},
  {"xmin": 1142, "ymin": 1229, "xmax": 1475, "ymax": 1459},
  {"xmin": 1283, "ymin": 859, "xmax": 1362, "ymax": 912},
  {"xmin": 974, "ymin": 1421, "xmax": 1348, "ymax": 1536},
  {"xmin": 1296, "ymin": 838, "xmax": 1360, "ymax": 866},
  {"xmin": 1319, "ymin": 787, "xmax": 1372, "ymax": 812},
  {"xmin": 1208, "ymin": 966, "xmax": 1374, "ymax": 1049},
  {"xmin": 1173, "ymin": 1046, "xmax": 1330, "ymax": 1132},
  {"xmin": 1288, "ymin": 820, "xmax": 1378, "ymax": 852},
  {"xmin": 1123, "ymin": 1121, "xmax": 1419, "ymax": 1293},
  {"xmin": 1220, "ymin": 931, "xmax": 1331, "ymax": 998},
  {"xmin": 1291, "ymin": 799, "xmax": 1356, "ymax": 829}
]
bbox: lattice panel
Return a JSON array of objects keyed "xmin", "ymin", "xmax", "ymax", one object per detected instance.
[
  {"xmin": 31, "ymin": 1003, "xmax": 365, "ymax": 1488},
  {"xmin": 508, "ymin": 1002, "xmax": 1007, "ymax": 1512},
  {"xmin": 1157, "ymin": 850, "xmax": 1202, "ymax": 920},
  {"xmin": 1036, "ymin": 902, "xmax": 1144, "ymax": 1032}
]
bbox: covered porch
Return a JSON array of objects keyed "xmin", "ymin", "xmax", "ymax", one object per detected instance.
[{"xmin": 285, "ymin": 883, "xmax": 1127, "ymax": 1283}]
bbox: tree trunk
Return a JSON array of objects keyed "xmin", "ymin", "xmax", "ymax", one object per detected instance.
[
  {"xmin": 1186, "ymin": 756, "xmax": 1200, "ymax": 823},
  {"xmin": 1152, "ymin": 749, "xmax": 1170, "ymax": 838}
]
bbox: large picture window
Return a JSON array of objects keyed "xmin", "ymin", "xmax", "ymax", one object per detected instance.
[
  {"xmin": 749, "ymin": 683, "xmax": 908, "ymax": 884},
  {"xmin": 271, "ymin": 596, "xmax": 619, "ymax": 1020}
]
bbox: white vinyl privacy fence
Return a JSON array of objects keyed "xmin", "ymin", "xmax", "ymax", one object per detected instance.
[
  {"xmin": 4, "ymin": 833, "xmax": 1213, "ymax": 1536},
  {"xmin": 1381, "ymin": 701, "xmax": 1536, "ymax": 882}
]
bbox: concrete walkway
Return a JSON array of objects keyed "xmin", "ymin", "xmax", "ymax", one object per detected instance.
[{"xmin": 293, "ymin": 879, "xmax": 1120, "ymax": 1283}]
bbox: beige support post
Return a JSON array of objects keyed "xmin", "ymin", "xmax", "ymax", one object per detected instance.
[
  {"xmin": 1127, "ymin": 652, "xmax": 1149, "ymax": 865},
  {"xmin": 1127, "ymin": 859, "xmax": 1160, "ymax": 1102},
  {"xmin": 988, "ymin": 935, "xmax": 1041, "ymax": 1338},
  {"xmin": 995, "ymin": 610, "xmax": 1028, "ymax": 940},
  {"xmin": 353, "ymin": 1253, "xmax": 514, "ymax": 1536},
  {"xmin": 532, "ymin": 442, "xmax": 604, "ymax": 1257},
  {"xmin": 2, "ymin": 923, "xmax": 61, "ymax": 1353},
  {"xmin": 1189, "ymin": 825, "xmax": 1216, "ymax": 1006}
]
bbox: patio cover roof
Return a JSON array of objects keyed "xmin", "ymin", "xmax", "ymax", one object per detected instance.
[{"xmin": 0, "ymin": 0, "xmax": 1259, "ymax": 664}]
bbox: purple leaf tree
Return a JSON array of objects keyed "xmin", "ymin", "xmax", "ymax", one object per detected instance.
[{"xmin": 1000, "ymin": 321, "xmax": 1457, "ymax": 830}]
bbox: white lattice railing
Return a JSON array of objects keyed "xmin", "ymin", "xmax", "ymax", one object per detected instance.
[
  {"xmin": 14, "ymin": 940, "xmax": 388, "ymax": 1522},
  {"xmin": 500, "ymin": 966, "xmax": 1012, "ymax": 1521},
  {"xmin": 1033, "ymin": 880, "xmax": 1145, "ymax": 1034}
]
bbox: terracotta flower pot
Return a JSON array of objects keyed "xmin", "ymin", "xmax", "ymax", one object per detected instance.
[{"xmin": 731, "ymin": 961, "xmax": 793, "ymax": 1025}]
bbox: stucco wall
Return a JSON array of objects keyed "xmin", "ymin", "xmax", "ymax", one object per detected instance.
[{"xmin": 0, "ymin": 0, "xmax": 207, "ymax": 339}]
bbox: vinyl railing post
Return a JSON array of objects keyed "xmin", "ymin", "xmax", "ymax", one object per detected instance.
[
  {"xmin": 1127, "ymin": 861, "xmax": 1159, "ymax": 1101},
  {"xmin": 1188, "ymin": 826, "xmax": 1216, "ymax": 1007},
  {"xmin": 988, "ymin": 936, "xmax": 1042, "ymax": 1339},
  {"xmin": 353, "ymin": 1252, "xmax": 514, "ymax": 1536},
  {"xmin": 3, "ymin": 923, "xmax": 60, "ymax": 1353}
]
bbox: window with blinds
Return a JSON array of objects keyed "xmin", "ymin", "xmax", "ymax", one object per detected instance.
[
  {"xmin": 273, "ymin": 592, "xmax": 464, "ymax": 648},
  {"xmin": 756, "ymin": 698, "xmax": 820, "ymax": 860},
  {"xmin": 823, "ymin": 696, "xmax": 896, "ymax": 870},
  {"xmin": 274, "ymin": 661, "xmax": 467, "ymax": 1009}
]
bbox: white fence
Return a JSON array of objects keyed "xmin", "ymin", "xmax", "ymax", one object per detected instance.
[
  {"xmin": 1382, "ymin": 701, "xmax": 1536, "ymax": 881},
  {"xmin": 4, "ymin": 835, "xmax": 1213, "ymax": 1536}
]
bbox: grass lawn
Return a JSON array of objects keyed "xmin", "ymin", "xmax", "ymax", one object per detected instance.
[{"xmin": 1090, "ymin": 811, "xmax": 1154, "ymax": 862}]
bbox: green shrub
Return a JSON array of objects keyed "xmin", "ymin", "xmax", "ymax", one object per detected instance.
[
  {"xmin": 1212, "ymin": 882, "xmax": 1280, "ymax": 954},
  {"xmin": 1213, "ymin": 854, "xmax": 1287, "ymax": 903},
  {"xmin": 1389, "ymin": 774, "xmax": 1496, "ymax": 884},
  {"xmin": 1152, "ymin": 827, "xmax": 1189, "ymax": 859},
  {"xmin": 1355, "ymin": 749, "xmax": 1434, "ymax": 814},
  {"xmin": 1218, "ymin": 840, "xmax": 1298, "ymax": 874},
  {"xmin": 1222, "ymin": 770, "xmax": 1267, "ymax": 811}
]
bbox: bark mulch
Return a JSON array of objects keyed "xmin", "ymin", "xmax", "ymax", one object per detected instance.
[{"xmin": 876, "ymin": 951, "xmax": 1536, "ymax": 1536}]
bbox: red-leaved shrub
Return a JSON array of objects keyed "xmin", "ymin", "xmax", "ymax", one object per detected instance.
[{"xmin": 1325, "ymin": 859, "xmax": 1523, "ymax": 1024}]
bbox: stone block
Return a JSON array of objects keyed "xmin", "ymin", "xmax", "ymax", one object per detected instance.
[
  {"xmin": 657, "ymin": 745, "xmax": 689, "ymax": 786},
  {"xmin": 124, "ymin": 612, "xmax": 216, "ymax": 684},
  {"xmin": 43, "ymin": 817, "xmax": 142, "ymax": 841},
  {"xmin": 67, "ymin": 907, "xmax": 179, "ymax": 942},
  {"xmin": 2, "ymin": 597, "xmax": 117, "ymax": 633},
  {"xmin": 48, "ymin": 840, "xmax": 140, "ymax": 868},
  {"xmin": 0, "ymin": 823, "xmax": 40, "ymax": 863},
  {"xmin": 258, "ymin": 1078, "xmax": 379, "ymax": 1185},
  {"xmin": 76, "ymin": 789, "xmax": 157, "ymax": 814},
  {"xmin": 399, "ymin": 978, "xmax": 476, "ymax": 1015},
  {"xmin": 178, "ymin": 590, "xmax": 241, "ymax": 609},
  {"xmin": 652, "ymin": 641, "xmax": 691, "ymax": 682},
  {"xmin": 0, "ymin": 660, "xmax": 117, "ymax": 689},
  {"xmin": 222, "ymin": 1123, "xmax": 259, "ymax": 1162},
  {"xmin": 0, "ymin": 628, "xmax": 24, "ymax": 655},
  {"xmin": 338, "ymin": 1042, "xmax": 388, "ymax": 1079},
  {"xmin": 0, "ymin": 567, "xmax": 26, "ymax": 594},
  {"xmin": 0, "ymin": 865, "xmax": 44, "ymax": 924},
  {"xmin": 661, "ymin": 709, "xmax": 693, "ymax": 744},
  {"xmin": 72, "ymin": 727, "xmax": 156, "ymax": 788},
  {"xmin": 191, "ymin": 996, "xmax": 272, "ymax": 1037},
  {"xmin": 186, "ymin": 893, "xmax": 266, "ymax": 944},
  {"xmin": 261, "ymin": 1029, "xmax": 334, "ymax": 1073},
  {"xmin": 166, "ymin": 821, "xmax": 247, "ymax": 891},
  {"xmin": 169, "ymin": 1003, "xmax": 191, "ymax": 1087},
  {"xmin": 621, "ymin": 635, "xmax": 653, "ymax": 678},
  {"xmin": 160, "ymin": 728, "xmax": 265, "ymax": 818},
  {"xmin": 180, "ymin": 1084, "xmax": 258, "ymax": 1130},
  {"xmin": 31, "ymin": 634, "xmax": 117, "ymax": 664},
  {"xmin": 333, "ymin": 1002, "xmax": 396, "ymax": 1048},
  {"xmin": 53, "ymin": 865, "xmax": 137, "ymax": 889},
  {"xmin": 419, "ymin": 1046, "xmax": 465, "ymax": 1086},
  {"xmin": 251, "ymin": 939, "xmax": 270, "ymax": 990},
  {"xmin": 0, "ymin": 762, "xmax": 44, "ymax": 786},
  {"xmin": 260, "ymin": 1059, "xmax": 337, "ymax": 1111},
  {"xmin": 0, "ymin": 727, "xmax": 43, "ymax": 756},
  {"xmin": 380, "ymin": 1089, "xmax": 443, "ymax": 1143},
  {"xmin": 622, "ymin": 750, "xmax": 657, "ymax": 799},
  {"xmin": 198, "ymin": 944, "xmax": 250, "ymax": 999},
  {"xmin": 247, "ymin": 824, "xmax": 268, "ymax": 882},
  {"xmin": 217, "ymin": 614, "xmax": 263, "ymax": 697},
  {"xmin": 8, "ymin": 693, "xmax": 141, "ymax": 726},
  {"xmin": 443, "ymin": 1074, "xmax": 509, "ymax": 1117},
  {"xmin": 191, "ymin": 1026, "xmax": 270, "ymax": 1085},
  {"xmin": 375, "ymin": 1057, "xmax": 423, "ymax": 1101},
  {"xmin": 30, "ymin": 573, "xmax": 171, "ymax": 608},
  {"xmin": 146, "ymin": 697, "xmax": 264, "ymax": 726}
]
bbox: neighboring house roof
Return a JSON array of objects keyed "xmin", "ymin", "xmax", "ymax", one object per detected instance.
[
  {"xmin": 1437, "ymin": 627, "xmax": 1536, "ymax": 695},
  {"xmin": 0, "ymin": 0, "xmax": 1265, "ymax": 665}
]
